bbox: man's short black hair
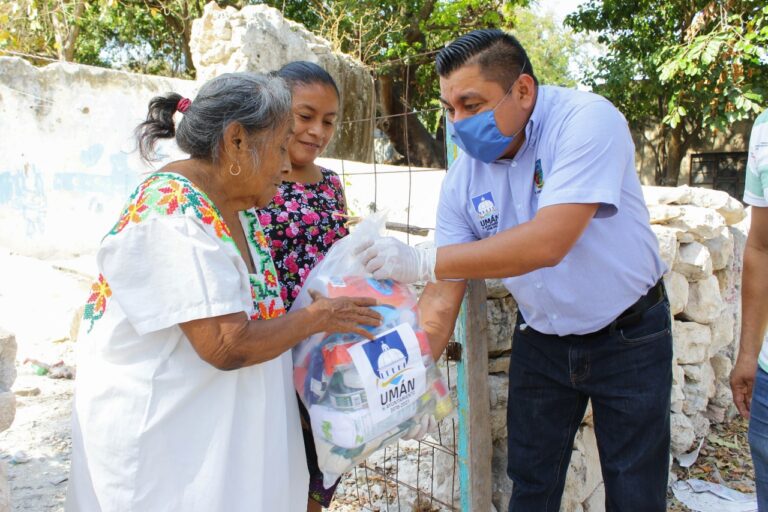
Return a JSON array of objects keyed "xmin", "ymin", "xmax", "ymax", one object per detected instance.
[{"xmin": 436, "ymin": 29, "xmax": 537, "ymax": 88}]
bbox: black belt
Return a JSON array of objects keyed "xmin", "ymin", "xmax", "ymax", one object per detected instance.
[
  {"xmin": 578, "ymin": 279, "xmax": 666, "ymax": 338},
  {"xmin": 519, "ymin": 280, "xmax": 666, "ymax": 339}
]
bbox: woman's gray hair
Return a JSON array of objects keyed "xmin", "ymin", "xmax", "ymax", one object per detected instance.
[{"xmin": 136, "ymin": 72, "xmax": 292, "ymax": 163}]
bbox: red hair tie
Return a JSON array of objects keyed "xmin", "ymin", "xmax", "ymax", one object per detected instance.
[{"xmin": 177, "ymin": 97, "xmax": 191, "ymax": 114}]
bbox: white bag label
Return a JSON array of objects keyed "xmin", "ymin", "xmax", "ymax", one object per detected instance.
[{"xmin": 348, "ymin": 323, "xmax": 426, "ymax": 423}]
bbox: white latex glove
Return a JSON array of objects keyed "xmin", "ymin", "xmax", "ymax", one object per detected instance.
[
  {"xmin": 356, "ymin": 237, "xmax": 436, "ymax": 283},
  {"xmin": 402, "ymin": 414, "xmax": 438, "ymax": 441}
]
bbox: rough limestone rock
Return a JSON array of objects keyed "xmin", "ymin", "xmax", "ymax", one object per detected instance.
[
  {"xmin": 691, "ymin": 412, "xmax": 711, "ymax": 439},
  {"xmin": 486, "ymin": 279, "xmax": 512, "ymax": 299},
  {"xmin": 702, "ymin": 226, "xmax": 734, "ymax": 271},
  {"xmin": 491, "ymin": 440, "xmax": 514, "ymax": 510},
  {"xmin": 709, "ymin": 354, "xmax": 734, "ymax": 415},
  {"xmin": 676, "ymin": 231, "xmax": 697, "ymax": 243},
  {"xmin": 643, "ymin": 185, "xmax": 692, "ymax": 206},
  {"xmin": 486, "ymin": 297, "xmax": 516, "ymax": 356},
  {"xmin": 0, "ymin": 330, "xmax": 16, "ymax": 510},
  {"xmin": 489, "ymin": 375, "xmax": 509, "ymax": 440},
  {"xmin": 663, "ymin": 271, "xmax": 689, "ymax": 317},
  {"xmin": 671, "ymin": 412, "xmax": 696, "ymax": 455},
  {"xmin": 651, "ymin": 225, "xmax": 679, "ymax": 269},
  {"xmin": 682, "ymin": 360, "xmax": 716, "ymax": 417},
  {"xmin": 0, "ymin": 461, "xmax": 8, "ymax": 512},
  {"xmin": 0, "ymin": 330, "xmax": 16, "ymax": 392},
  {"xmin": 710, "ymin": 353, "xmax": 733, "ymax": 383},
  {"xmin": 0, "ymin": 391, "xmax": 14, "ymax": 433},
  {"xmin": 709, "ymin": 309, "xmax": 735, "ymax": 357},
  {"xmin": 686, "ymin": 186, "xmax": 747, "ymax": 226},
  {"xmin": 666, "ymin": 206, "xmax": 727, "ymax": 241},
  {"xmin": 583, "ymin": 484, "xmax": 606, "ymax": 512},
  {"xmin": 709, "ymin": 383, "xmax": 734, "ymax": 414},
  {"xmin": 682, "ymin": 362, "xmax": 716, "ymax": 393},
  {"xmin": 190, "ymin": 2, "xmax": 375, "ymax": 162},
  {"xmin": 681, "ymin": 275, "xmax": 724, "ymax": 324},
  {"xmin": 562, "ymin": 425, "xmax": 602, "ymax": 510},
  {"xmin": 488, "ymin": 355, "xmax": 511, "ymax": 374},
  {"xmin": 0, "ymin": 330, "xmax": 16, "ymax": 434},
  {"xmin": 648, "ymin": 204, "xmax": 684, "ymax": 224},
  {"xmin": 673, "ymin": 242, "xmax": 713, "ymax": 281},
  {"xmin": 673, "ymin": 320, "xmax": 711, "ymax": 365},
  {"xmin": 671, "ymin": 362, "xmax": 686, "ymax": 414}
]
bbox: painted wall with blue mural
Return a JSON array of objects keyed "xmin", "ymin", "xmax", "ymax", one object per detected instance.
[{"xmin": 0, "ymin": 57, "xmax": 197, "ymax": 257}]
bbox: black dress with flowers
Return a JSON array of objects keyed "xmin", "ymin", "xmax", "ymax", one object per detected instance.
[
  {"xmin": 257, "ymin": 167, "xmax": 348, "ymax": 310},
  {"xmin": 257, "ymin": 167, "xmax": 347, "ymax": 506}
]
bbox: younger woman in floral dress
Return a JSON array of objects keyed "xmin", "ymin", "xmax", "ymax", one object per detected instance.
[{"xmin": 257, "ymin": 61, "xmax": 348, "ymax": 510}]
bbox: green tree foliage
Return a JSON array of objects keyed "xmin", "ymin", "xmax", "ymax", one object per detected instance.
[
  {"xmin": 566, "ymin": 0, "xmax": 768, "ymax": 185},
  {"xmin": 1, "ymin": 0, "xmax": 249, "ymax": 75},
  {"xmin": 0, "ymin": 0, "xmax": 86, "ymax": 63},
  {"xmin": 261, "ymin": 0, "xmax": 515, "ymax": 167},
  {"xmin": 503, "ymin": 8, "xmax": 581, "ymax": 88},
  {"xmin": 0, "ymin": 0, "xmax": 586, "ymax": 167}
]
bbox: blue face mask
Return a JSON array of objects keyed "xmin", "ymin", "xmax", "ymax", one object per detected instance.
[{"xmin": 446, "ymin": 75, "xmax": 525, "ymax": 163}]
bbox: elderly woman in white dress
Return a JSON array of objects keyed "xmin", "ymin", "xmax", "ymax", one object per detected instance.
[{"xmin": 66, "ymin": 72, "xmax": 381, "ymax": 512}]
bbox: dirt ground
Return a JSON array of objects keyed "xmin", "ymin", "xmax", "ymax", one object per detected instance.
[
  {"xmin": 3, "ymin": 357, "xmax": 74, "ymax": 511},
  {"xmin": 667, "ymin": 415, "xmax": 756, "ymax": 511},
  {"xmin": 2, "ymin": 354, "xmax": 757, "ymax": 511}
]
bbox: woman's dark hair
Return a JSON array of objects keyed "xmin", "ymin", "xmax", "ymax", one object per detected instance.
[
  {"xmin": 274, "ymin": 61, "xmax": 340, "ymax": 99},
  {"xmin": 135, "ymin": 72, "xmax": 292, "ymax": 162},
  {"xmin": 436, "ymin": 29, "xmax": 537, "ymax": 88}
]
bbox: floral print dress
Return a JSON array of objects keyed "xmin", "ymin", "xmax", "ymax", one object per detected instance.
[{"xmin": 258, "ymin": 167, "xmax": 348, "ymax": 310}]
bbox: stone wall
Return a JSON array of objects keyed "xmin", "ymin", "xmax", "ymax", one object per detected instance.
[
  {"xmin": 190, "ymin": 2, "xmax": 375, "ymax": 163},
  {"xmin": 482, "ymin": 185, "xmax": 748, "ymax": 511},
  {"xmin": 0, "ymin": 329, "xmax": 18, "ymax": 512}
]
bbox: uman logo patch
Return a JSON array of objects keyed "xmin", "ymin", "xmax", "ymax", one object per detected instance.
[{"xmin": 471, "ymin": 192, "xmax": 499, "ymax": 232}]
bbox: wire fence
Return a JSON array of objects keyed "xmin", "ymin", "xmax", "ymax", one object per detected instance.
[
  {"xmin": 0, "ymin": 49, "xmax": 480, "ymax": 511},
  {"xmin": 331, "ymin": 357, "xmax": 461, "ymax": 511},
  {"xmin": 324, "ymin": 57, "xmax": 472, "ymax": 512}
]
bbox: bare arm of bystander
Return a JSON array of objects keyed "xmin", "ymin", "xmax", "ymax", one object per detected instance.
[{"xmin": 731, "ymin": 206, "xmax": 768, "ymax": 418}]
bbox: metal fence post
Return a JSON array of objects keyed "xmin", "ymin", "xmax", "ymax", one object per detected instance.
[{"xmin": 455, "ymin": 279, "xmax": 493, "ymax": 511}]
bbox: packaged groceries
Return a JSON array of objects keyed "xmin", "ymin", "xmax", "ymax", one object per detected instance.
[{"xmin": 291, "ymin": 215, "xmax": 453, "ymax": 487}]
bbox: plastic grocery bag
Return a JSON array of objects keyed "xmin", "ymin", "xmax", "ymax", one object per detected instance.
[{"xmin": 291, "ymin": 213, "xmax": 453, "ymax": 487}]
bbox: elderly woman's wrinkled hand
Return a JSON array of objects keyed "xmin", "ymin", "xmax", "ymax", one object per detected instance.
[{"xmin": 307, "ymin": 289, "xmax": 382, "ymax": 339}]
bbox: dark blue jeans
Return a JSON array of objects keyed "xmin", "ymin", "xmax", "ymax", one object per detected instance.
[
  {"xmin": 506, "ymin": 297, "xmax": 672, "ymax": 512},
  {"xmin": 749, "ymin": 367, "xmax": 768, "ymax": 511}
]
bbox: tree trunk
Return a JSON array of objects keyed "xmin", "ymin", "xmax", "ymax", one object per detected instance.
[
  {"xmin": 63, "ymin": 0, "xmax": 85, "ymax": 61},
  {"xmin": 664, "ymin": 123, "xmax": 688, "ymax": 187},
  {"xmin": 377, "ymin": 68, "xmax": 445, "ymax": 168},
  {"xmin": 50, "ymin": 0, "xmax": 85, "ymax": 62},
  {"xmin": 180, "ymin": 0, "xmax": 196, "ymax": 75}
]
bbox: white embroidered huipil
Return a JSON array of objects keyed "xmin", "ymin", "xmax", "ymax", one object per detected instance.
[{"xmin": 66, "ymin": 173, "xmax": 307, "ymax": 512}]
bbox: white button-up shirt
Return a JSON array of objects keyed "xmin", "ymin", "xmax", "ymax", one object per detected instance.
[{"xmin": 436, "ymin": 86, "xmax": 666, "ymax": 335}]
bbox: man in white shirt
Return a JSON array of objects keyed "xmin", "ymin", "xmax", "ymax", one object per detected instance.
[
  {"xmin": 359, "ymin": 29, "xmax": 671, "ymax": 511},
  {"xmin": 731, "ymin": 108, "xmax": 768, "ymax": 509}
]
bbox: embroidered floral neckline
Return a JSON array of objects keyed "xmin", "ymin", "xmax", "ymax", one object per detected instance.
[{"xmin": 84, "ymin": 172, "xmax": 285, "ymax": 332}]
